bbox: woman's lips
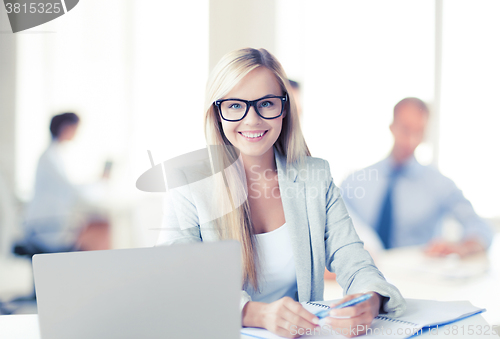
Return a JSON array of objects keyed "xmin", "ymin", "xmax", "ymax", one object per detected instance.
[{"xmin": 238, "ymin": 130, "xmax": 268, "ymax": 142}]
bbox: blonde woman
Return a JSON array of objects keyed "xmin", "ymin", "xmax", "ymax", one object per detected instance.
[{"xmin": 157, "ymin": 48, "xmax": 406, "ymax": 338}]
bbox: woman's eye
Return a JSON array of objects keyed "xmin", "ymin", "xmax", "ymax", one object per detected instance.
[
  {"xmin": 229, "ymin": 103, "xmax": 242, "ymax": 109},
  {"xmin": 259, "ymin": 101, "xmax": 273, "ymax": 108}
]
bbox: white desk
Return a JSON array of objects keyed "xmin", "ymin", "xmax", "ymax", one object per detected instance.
[
  {"xmin": 0, "ymin": 314, "xmax": 39, "ymax": 339},
  {"xmin": 324, "ymin": 235, "xmax": 500, "ymax": 327},
  {"xmin": 1, "ymin": 313, "xmax": 498, "ymax": 339}
]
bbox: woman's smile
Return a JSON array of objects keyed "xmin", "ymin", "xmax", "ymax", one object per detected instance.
[{"xmin": 238, "ymin": 130, "xmax": 268, "ymax": 142}]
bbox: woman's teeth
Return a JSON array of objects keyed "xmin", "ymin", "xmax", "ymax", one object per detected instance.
[{"xmin": 240, "ymin": 132, "xmax": 265, "ymax": 138}]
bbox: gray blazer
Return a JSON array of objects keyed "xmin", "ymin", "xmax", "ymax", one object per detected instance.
[{"xmin": 156, "ymin": 148, "xmax": 406, "ymax": 317}]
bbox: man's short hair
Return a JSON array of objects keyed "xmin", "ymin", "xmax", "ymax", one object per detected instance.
[
  {"xmin": 50, "ymin": 112, "xmax": 80, "ymax": 139},
  {"xmin": 393, "ymin": 97, "xmax": 429, "ymax": 120}
]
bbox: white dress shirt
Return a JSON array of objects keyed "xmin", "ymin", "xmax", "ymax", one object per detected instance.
[
  {"xmin": 23, "ymin": 142, "xmax": 106, "ymax": 252},
  {"xmin": 340, "ymin": 155, "xmax": 493, "ymax": 249}
]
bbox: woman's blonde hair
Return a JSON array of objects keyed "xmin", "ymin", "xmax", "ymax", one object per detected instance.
[{"xmin": 203, "ymin": 48, "xmax": 310, "ymax": 290}]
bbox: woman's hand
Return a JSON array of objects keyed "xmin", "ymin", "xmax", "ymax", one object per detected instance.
[
  {"xmin": 424, "ymin": 238, "xmax": 485, "ymax": 258},
  {"xmin": 324, "ymin": 292, "xmax": 382, "ymax": 338},
  {"xmin": 242, "ymin": 297, "xmax": 320, "ymax": 338}
]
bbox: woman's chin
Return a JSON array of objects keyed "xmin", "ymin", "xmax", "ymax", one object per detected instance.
[{"xmin": 239, "ymin": 145, "xmax": 274, "ymax": 159}]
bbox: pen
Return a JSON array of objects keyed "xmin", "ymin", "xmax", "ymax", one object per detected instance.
[{"xmin": 315, "ymin": 294, "xmax": 373, "ymax": 319}]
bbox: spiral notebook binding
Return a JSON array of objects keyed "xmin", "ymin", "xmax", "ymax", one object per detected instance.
[
  {"xmin": 306, "ymin": 301, "xmax": 418, "ymax": 327},
  {"xmin": 306, "ymin": 302, "xmax": 330, "ymax": 309},
  {"xmin": 375, "ymin": 315, "xmax": 418, "ymax": 327},
  {"xmin": 306, "ymin": 302, "xmax": 418, "ymax": 327}
]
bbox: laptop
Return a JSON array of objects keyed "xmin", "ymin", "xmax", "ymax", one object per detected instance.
[{"xmin": 32, "ymin": 240, "xmax": 241, "ymax": 339}]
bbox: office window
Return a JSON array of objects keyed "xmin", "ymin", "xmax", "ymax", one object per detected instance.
[
  {"xmin": 15, "ymin": 0, "xmax": 209, "ymax": 200},
  {"xmin": 439, "ymin": 0, "xmax": 500, "ymax": 218},
  {"xmin": 277, "ymin": 0, "xmax": 435, "ymax": 183},
  {"xmin": 276, "ymin": 0, "xmax": 499, "ymax": 219},
  {"xmin": 15, "ymin": 0, "xmax": 209, "ymax": 247}
]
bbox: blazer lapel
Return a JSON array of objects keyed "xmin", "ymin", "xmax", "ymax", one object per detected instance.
[{"xmin": 274, "ymin": 150, "xmax": 312, "ymax": 302}]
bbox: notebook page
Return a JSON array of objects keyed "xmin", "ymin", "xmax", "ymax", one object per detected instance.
[
  {"xmin": 241, "ymin": 301, "xmax": 344, "ymax": 339},
  {"xmin": 241, "ymin": 299, "xmax": 485, "ymax": 339},
  {"xmin": 380, "ymin": 299, "xmax": 485, "ymax": 328},
  {"xmin": 242, "ymin": 300, "xmax": 409, "ymax": 339}
]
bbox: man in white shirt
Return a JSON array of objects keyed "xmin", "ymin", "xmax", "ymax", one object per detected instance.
[
  {"xmin": 340, "ymin": 97, "xmax": 492, "ymax": 257},
  {"xmin": 18, "ymin": 113, "xmax": 109, "ymax": 256}
]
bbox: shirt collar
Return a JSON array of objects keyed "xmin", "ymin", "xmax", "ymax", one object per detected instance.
[{"xmin": 381, "ymin": 154, "xmax": 423, "ymax": 178}]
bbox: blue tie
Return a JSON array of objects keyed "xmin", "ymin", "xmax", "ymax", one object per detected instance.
[{"xmin": 375, "ymin": 167, "xmax": 403, "ymax": 249}]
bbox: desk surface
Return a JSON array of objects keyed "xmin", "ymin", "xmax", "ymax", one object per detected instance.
[
  {"xmin": 324, "ymin": 235, "xmax": 500, "ymax": 327},
  {"xmin": 1, "ymin": 313, "xmax": 498, "ymax": 339}
]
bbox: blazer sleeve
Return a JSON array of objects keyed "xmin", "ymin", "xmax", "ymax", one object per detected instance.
[
  {"xmin": 323, "ymin": 160, "xmax": 406, "ymax": 317},
  {"xmin": 155, "ymin": 180, "xmax": 252, "ymax": 313}
]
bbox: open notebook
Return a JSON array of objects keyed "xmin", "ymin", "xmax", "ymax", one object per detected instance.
[{"xmin": 241, "ymin": 299, "xmax": 485, "ymax": 339}]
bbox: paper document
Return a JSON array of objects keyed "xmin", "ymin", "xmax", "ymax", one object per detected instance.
[{"xmin": 241, "ymin": 299, "xmax": 485, "ymax": 339}]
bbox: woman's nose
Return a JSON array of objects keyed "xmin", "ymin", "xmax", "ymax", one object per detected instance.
[{"xmin": 243, "ymin": 105, "xmax": 262, "ymax": 125}]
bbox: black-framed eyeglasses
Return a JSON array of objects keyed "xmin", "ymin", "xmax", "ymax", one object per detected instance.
[{"xmin": 214, "ymin": 94, "xmax": 287, "ymax": 122}]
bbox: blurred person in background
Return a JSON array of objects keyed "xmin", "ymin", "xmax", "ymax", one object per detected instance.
[
  {"xmin": 340, "ymin": 97, "xmax": 493, "ymax": 257},
  {"xmin": 14, "ymin": 113, "xmax": 110, "ymax": 257},
  {"xmin": 288, "ymin": 79, "xmax": 302, "ymax": 119}
]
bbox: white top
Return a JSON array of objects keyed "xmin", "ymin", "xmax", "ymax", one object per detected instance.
[{"xmin": 246, "ymin": 223, "xmax": 298, "ymax": 303}]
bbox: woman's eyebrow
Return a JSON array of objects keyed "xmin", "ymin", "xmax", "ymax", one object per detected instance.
[
  {"xmin": 223, "ymin": 94, "xmax": 282, "ymax": 101},
  {"xmin": 258, "ymin": 94, "xmax": 280, "ymax": 99}
]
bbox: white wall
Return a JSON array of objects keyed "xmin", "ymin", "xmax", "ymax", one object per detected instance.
[
  {"xmin": 276, "ymin": 0, "xmax": 435, "ymax": 183},
  {"xmin": 0, "ymin": 3, "xmax": 18, "ymax": 256},
  {"xmin": 439, "ymin": 0, "xmax": 500, "ymax": 218},
  {"xmin": 11, "ymin": 0, "xmax": 500, "ymax": 251},
  {"xmin": 14, "ymin": 0, "xmax": 209, "ymax": 247},
  {"xmin": 209, "ymin": 0, "xmax": 276, "ymax": 71},
  {"xmin": 275, "ymin": 0, "xmax": 499, "ymax": 218}
]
